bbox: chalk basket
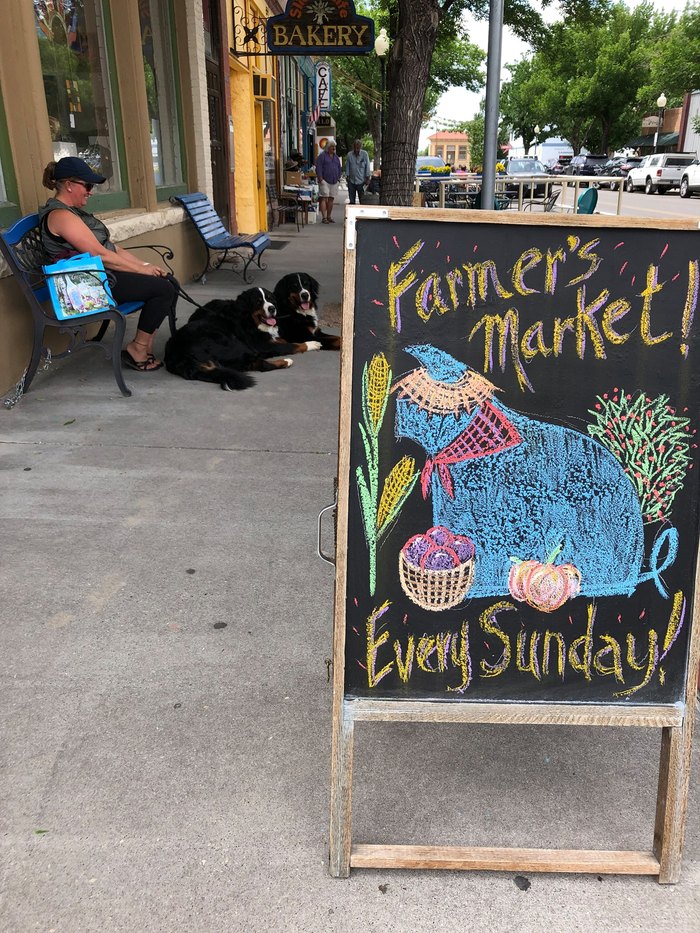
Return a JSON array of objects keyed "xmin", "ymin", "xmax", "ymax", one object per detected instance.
[{"xmin": 398, "ymin": 550, "xmax": 475, "ymax": 611}]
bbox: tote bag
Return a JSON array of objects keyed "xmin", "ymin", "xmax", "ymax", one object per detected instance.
[{"xmin": 42, "ymin": 252, "xmax": 115, "ymax": 320}]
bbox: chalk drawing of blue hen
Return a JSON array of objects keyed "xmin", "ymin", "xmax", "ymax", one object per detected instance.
[{"xmin": 393, "ymin": 345, "xmax": 678, "ymax": 601}]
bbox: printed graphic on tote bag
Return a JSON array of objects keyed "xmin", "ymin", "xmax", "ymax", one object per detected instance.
[{"xmin": 43, "ymin": 253, "xmax": 114, "ymax": 320}]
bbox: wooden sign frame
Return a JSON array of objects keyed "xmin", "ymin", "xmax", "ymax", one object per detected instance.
[{"xmin": 329, "ymin": 206, "xmax": 700, "ymax": 882}]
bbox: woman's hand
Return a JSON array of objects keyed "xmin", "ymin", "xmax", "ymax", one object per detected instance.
[{"xmin": 141, "ymin": 262, "xmax": 167, "ymax": 277}]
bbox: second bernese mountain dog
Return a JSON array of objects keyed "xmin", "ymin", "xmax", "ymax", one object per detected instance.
[
  {"xmin": 273, "ymin": 272, "xmax": 341, "ymax": 350},
  {"xmin": 164, "ymin": 286, "xmax": 320, "ymax": 391}
]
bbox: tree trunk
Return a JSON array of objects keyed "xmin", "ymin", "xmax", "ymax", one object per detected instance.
[{"xmin": 381, "ymin": 0, "xmax": 441, "ymax": 206}]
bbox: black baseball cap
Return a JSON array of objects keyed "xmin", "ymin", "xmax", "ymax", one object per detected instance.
[{"xmin": 54, "ymin": 157, "xmax": 106, "ymax": 185}]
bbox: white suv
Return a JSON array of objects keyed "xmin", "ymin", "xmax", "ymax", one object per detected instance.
[
  {"xmin": 679, "ymin": 160, "xmax": 700, "ymax": 198},
  {"xmin": 626, "ymin": 152, "xmax": 698, "ymax": 194}
]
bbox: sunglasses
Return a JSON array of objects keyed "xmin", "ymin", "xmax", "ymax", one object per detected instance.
[{"xmin": 71, "ymin": 179, "xmax": 95, "ymax": 192}]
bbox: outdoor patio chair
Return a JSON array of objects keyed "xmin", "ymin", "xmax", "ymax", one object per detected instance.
[
  {"xmin": 576, "ymin": 187, "xmax": 598, "ymax": 214},
  {"xmin": 0, "ymin": 213, "xmax": 175, "ymax": 398},
  {"xmin": 471, "ymin": 191, "xmax": 513, "ymax": 210},
  {"xmin": 523, "ymin": 189, "xmax": 561, "ymax": 212}
]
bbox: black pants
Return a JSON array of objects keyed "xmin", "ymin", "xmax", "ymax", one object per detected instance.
[
  {"xmin": 348, "ymin": 181, "xmax": 365, "ymax": 204},
  {"xmin": 110, "ymin": 271, "xmax": 179, "ymax": 334}
]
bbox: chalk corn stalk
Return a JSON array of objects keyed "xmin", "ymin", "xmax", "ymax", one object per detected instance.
[
  {"xmin": 357, "ymin": 353, "xmax": 419, "ymax": 595},
  {"xmin": 377, "ymin": 456, "xmax": 419, "ymax": 530}
]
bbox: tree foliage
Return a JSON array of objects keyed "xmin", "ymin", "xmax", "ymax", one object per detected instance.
[
  {"xmin": 499, "ymin": 3, "xmax": 687, "ymax": 155},
  {"xmin": 330, "ymin": 1, "xmax": 484, "ymax": 167},
  {"xmin": 641, "ymin": 3, "xmax": 700, "ymax": 107},
  {"xmin": 332, "ymin": 0, "xmax": 700, "ymax": 205}
]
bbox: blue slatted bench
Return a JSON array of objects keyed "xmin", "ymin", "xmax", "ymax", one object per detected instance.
[{"xmin": 173, "ymin": 193, "xmax": 270, "ymax": 284}]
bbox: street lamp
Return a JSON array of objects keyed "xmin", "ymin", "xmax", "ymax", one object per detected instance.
[
  {"xmin": 532, "ymin": 125, "xmax": 540, "ymax": 157},
  {"xmin": 653, "ymin": 93, "xmax": 667, "ymax": 153},
  {"xmin": 374, "ymin": 27, "xmax": 389, "ymax": 171}
]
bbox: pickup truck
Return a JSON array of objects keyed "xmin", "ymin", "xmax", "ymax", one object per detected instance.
[
  {"xmin": 626, "ymin": 152, "xmax": 698, "ymax": 194},
  {"xmin": 679, "ymin": 159, "xmax": 700, "ymax": 198}
]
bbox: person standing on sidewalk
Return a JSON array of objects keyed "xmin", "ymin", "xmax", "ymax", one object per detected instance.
[
  {"xmin": 315, "ymin": 140, "xmax": 342, "ymax": 223},
  {"xmin": 345, "ymin": 139, "xmax": 370, "ymax": 205}
]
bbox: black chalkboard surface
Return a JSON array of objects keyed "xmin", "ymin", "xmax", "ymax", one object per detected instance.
[{"xmin": 340, "ymin": 214, "xmax": 700, "ymax": 705}]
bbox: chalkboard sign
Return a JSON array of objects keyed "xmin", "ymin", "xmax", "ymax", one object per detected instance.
[{"xmin": 328, "ymin": 208, "xmax": 700, "ymax": 881}]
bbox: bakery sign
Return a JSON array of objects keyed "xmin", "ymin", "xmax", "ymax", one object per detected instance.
[{"xmin": 267, "ymin": 0, "xmax": 375, "ymax": 54}]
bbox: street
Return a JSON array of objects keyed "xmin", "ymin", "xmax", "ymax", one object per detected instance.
[{"xmin": 593, "ymin": 186, "xmax": 700, "ymax": 220}]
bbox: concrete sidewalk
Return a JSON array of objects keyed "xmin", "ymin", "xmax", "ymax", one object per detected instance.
[{"xmin": 0, "ymin": 195, "xmax": 698, "ymax": 933}]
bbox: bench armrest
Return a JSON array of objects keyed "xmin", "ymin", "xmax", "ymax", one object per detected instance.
[{"xmin": 123, "ymin": 244, "xmax": 175, "ymax": 274}]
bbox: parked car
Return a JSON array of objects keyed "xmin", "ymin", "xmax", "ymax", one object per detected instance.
[
  {"xmin": 596, "ymin": 155, "xmax": 643, "ymax": 187},
  {"xmin": 561, "ymin": 153, "xmax": 609, "ymax": 185},
  {"xmin": 615, "ymin": 155, "xmax": 643, "ymax": 177},
  {"xmin": 600, "ymin": 157, "xmax": 624, "ymax": 175},
  {"xmin": 548, "ymin": 155, "xmax": 573, "ymax": 175},
  {"xmin": 626, "ymin": 152, "xmax": 698, "ymax": 194},
  {"xmin": 504, "ymin": 157, "xmax": 550, "ymax": 197},
  {"xmin": 416, "ymin": 155, "xmax": 446, "ymax": 174},
  {"xmin": 679, "ymin": 159, "xmax": 700, "ymax": 198}
]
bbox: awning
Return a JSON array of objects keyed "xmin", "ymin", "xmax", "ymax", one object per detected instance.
[
  {"xmin": 657, "ymin": 132, "xmax": 680, "ymax": 146},
  {"xmin": 626, "ymin": 132, "xmax": 679, "ymax": 148},
  {"xmin": 626, "ymin": 135, "xmax": 654, "ymax": 147}
]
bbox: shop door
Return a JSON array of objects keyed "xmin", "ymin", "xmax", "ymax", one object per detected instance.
[
  {"xmin": 206, "ymin": 59, "xmax": 229, "ymax": 220},
  {"xmin": 255, "ymin": 101, "xmax": 267, "ymax": 230}
]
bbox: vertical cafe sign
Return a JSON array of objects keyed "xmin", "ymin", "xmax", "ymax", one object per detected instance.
[
  {"xmin": 316, "ymin": 61, "xmax": 332, "ymax": 112},
  {"xmin": 267, "ymin": 0, "xmax": 375, "ymax": 54}
]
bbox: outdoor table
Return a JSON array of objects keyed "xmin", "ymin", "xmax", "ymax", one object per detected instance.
[{"xmin": 283, "ymin": 184, "xmax": 316, "ymax": 224}]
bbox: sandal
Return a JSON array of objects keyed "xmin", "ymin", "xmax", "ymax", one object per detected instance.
[
  {"xmin": 321, "ymin": 218, "xmax": 329, "ymax": 224},
  {"xmin": 121, "ymin": 350, "xmax": 163, "ymax": 372}
]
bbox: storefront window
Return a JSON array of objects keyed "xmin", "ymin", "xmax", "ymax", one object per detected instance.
[
  {"xmin": 34, "ymin": 0, "xmax": 123, "ymax": 193},
  {"xmin": 139, "ymin": 0, "xmax": 184, "ymax": 191},
  {"xmin": 0, "ymin": 99, "xmax": 20, "ymax": 226}
]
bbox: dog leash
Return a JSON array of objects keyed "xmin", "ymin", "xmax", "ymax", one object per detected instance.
[{"xmin": 171, "ymin": 278, "xmax": 208, "ymax": 311}]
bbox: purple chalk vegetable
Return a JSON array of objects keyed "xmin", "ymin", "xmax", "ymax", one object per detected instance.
[
  {"xmin": 420, "ymin": 545, "xmax": 460, "ymax": 571},
  {"xmin": 402, "ymin": 534, "xmax": 432, "ymax": 567},
  {"xmin": 426, "ymin": 525, "xmax": 455, "ymax": 547},
  {"xmin": 451, "ymin": 535, "xmax": 476, "ymax": 562}
]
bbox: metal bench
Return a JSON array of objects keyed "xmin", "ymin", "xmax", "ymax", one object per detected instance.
[
  {"xmin": 173, "ymin": 192, "xmax": 270, "ymax": 284},
  {"xmin": 0, "ymin": 213, "xmax": 175, "ymax": 399}
]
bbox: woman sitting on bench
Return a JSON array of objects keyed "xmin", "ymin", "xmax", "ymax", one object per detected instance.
[{"xmin": 40, "ymin": 157, "xmax": 178, "ymax": 372}]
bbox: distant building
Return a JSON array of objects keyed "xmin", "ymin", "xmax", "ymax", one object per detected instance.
[
  {"xmin": 427, "ymin": 131, "xmax": 470, "ymax": 168},
  {"xmin": 627, "ymin": 103, "xmax": 684, "ymax": 153}
]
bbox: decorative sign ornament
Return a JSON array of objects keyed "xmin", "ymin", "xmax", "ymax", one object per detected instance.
[
  {"xmin": 267, "ymin": 0, "xmax": 375, "ymax": 54},
  {"xmin": 230, "ymin": 4, "xmax": 268, "ymax": 57}
]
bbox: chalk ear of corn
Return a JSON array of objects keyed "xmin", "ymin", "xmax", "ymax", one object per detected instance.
[
  {"xmin": 365, "ymin": 353, "xmax": 391, "ymax": 433},
  {"xmin": 377, "ymin": 456, "xmax": 418, "ymax": 530}
]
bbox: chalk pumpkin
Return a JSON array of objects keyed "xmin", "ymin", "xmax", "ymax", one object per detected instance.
[{"xmin": 508, "ymin": 559, "xmax": 582, "ymax": 612}]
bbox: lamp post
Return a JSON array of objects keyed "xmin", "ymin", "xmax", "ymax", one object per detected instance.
[
  {"xmin": 374, "ymin": 27, "xmax": 389, "ymax": 171},
  {"xmin": 653, "ymin": 93, "xmax": 667, "ymax": 153},
  {"xmin": 532, "ymin": 125, "xmax": 540, "ymax": 158}
]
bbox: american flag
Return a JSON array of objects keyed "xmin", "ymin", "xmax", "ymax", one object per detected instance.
[{"xmin": 311, "ymin": 103, "xmax": 320, "ymax": 126}]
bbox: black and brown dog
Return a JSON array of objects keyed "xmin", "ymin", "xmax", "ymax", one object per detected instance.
[
  {"xmin": 273, "ymin": 272, "xmax": 341, "ymax": 350},
  {"xmin": 164, "ymin": 286, "xmax": 321, "ymax": 391}
]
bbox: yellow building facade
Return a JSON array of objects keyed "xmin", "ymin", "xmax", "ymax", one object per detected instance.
[{"xmin": 228, "ymin": 0, "xmax": 280, "ymax": 234}]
